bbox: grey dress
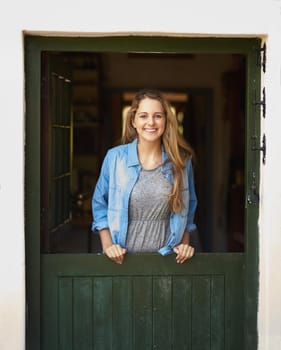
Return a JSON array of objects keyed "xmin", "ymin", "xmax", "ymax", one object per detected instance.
[{"xmin": 126, "ymin": 165, "xmax": 172, "ymax": 253}]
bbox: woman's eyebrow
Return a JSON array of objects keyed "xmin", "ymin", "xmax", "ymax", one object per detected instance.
[{"xmin": 136, "ymin": 111, "xmax": 165, "ymax": 115}]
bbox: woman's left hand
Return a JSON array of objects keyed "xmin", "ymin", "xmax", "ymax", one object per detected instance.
[{"xmin": 173, "ymin": 243, "xmax": 195, "ymax": 264}]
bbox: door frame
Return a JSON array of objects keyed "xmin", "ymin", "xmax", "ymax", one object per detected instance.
[{"xmin": 24, "ymin": 35, "xmax": 261, "ymax": 349}]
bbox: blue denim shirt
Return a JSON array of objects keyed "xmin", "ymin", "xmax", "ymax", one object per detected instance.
[{"xmin": 92, "ymin": 138, "xmax": 197, "ymax": 256}]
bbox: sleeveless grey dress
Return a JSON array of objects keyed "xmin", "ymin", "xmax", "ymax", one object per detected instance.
[{"xmin": 126, "ymin": 165, "xmax": 172, "ymax": 253}]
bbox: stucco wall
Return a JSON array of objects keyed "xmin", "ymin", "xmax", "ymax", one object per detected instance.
[{"xmin": 0, "ymin": 1, "xmax": 281, "ymax": 349}]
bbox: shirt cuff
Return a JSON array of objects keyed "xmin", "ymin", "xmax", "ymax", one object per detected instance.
[{"xmin": 186, "ymin": 223, "xmax": 197, "ymax": 234}]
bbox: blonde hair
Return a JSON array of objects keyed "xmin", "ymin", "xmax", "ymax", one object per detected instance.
[{"xmin": 122, "ymin": 89, "xmax": 194, "ymax": 213}]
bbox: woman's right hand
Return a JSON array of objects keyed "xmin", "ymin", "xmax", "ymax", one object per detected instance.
[
  {"xmin": 104, "ymin": 244, "xmax": 127, "ymax": 264},
  {"xmin": 99, "ymin": 228, "xmax": 126, "ymax": 264}
]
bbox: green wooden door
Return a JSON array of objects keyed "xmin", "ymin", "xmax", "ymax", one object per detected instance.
[
  {"xmin": 25, "ymin": 36, "xmax": 261, "ymax": 350},
  {"xmin": 41, "ymin": 254, "xmax": 244, "ymax": 350}
]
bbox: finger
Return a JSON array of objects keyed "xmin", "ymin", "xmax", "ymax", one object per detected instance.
[
  {"xmin": 183, "ymin": 246, "xmax": 195, "ymax": 261},
  {"xmin": 110, "ymin": 245, "xmax": 123, "ymax": 264},
  {"xmin": 105, "ymin": 245, "xmax": 115, "ymax": 257},
  {"xmin": 115, "ymin": 247, "xmax": 126, "ymax": 264},
  {"xmin": 105, "ymin": 245, "xmax": 126, "ymax": 264},
  {"xmin": 115, "ymin": 249, "xmax": 126, "ymax": 264},
  {"xmin": 174, "ymin": 245, "xmax": 184, "ymax": 263},
  {"xmin": 175, "ymin": 244, "xmax": 187, "ymax": 263},
  {"xmin": 116, "ymin": 247, "xmax": 127, "ymax": 264},
  {"xmin": 176, "ymin": 245, "xmax": 195, "ymax": 263}
]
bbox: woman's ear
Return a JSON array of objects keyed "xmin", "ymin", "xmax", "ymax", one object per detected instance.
[{"xmin": 131, "ymin": 117, "xmax": 136, "ymax": 129}]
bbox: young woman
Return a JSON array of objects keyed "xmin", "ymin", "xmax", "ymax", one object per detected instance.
[{"xmin": 92, "ymin": 89, "xmax": 197, "ymax": 264}]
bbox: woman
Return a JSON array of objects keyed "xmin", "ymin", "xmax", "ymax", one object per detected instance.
[{"xmin": 92, "ymin": 89, "xmax": 197, "ymax": 264}]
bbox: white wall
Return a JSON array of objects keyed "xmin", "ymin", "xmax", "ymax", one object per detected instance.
[{"xmin": 0, "ymin": 1, "xmax": 281, "ymax": 349}]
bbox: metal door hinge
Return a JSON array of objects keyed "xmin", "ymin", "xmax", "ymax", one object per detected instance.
[
  {"xmin": 256, "ymin": 43, "xmax": 266, "ymax": 73},
  {"xmin": 252, "ymin": 134, "xmax": 266, "ymax": 164},
  {"xmin": 253, "ymin": 87, "xmax": 266, "ymax": 118},
  {"xmin": 247, "ymin": 171, "xmax": 260, "ymax": 205}
]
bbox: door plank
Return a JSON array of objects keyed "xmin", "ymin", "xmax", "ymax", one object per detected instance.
[
  {"xmin": 172, "ymin": 276, "xmax": 192, "ymax": 350},
  {"xmin": 133, "ymin": 277, "xmax": 153, "ymax": 350},
  {"xmin": 93, "ymin": 277, "xmax": 113, "ymax": 350},
  {"xmin": 58, "ymin": 278, "xmax": 73, "ymax": 350},
  {"xmin": 210, "ymin": 276, "xmax": 225, "ymax": 349},
  {"xmin": 225, "ymin": 260, "xmax": 245, "ymax": 350},
  {"xmin": 112, "ymin": 277, "xmax": 133, "ymax": 350},
  {"xmin": 73, "ymin": 277, "xmax": 93, "ymax": 350},
  {"xmin": 153, "ymin": 277, "xmax": 172, "ymax": 350},
  {"xmin": 191, "ymin": 276, "xmax": 211, "ymax": 350}
]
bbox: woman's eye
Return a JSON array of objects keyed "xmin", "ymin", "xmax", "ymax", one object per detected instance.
[
  {"xmin": 155, "ymin": 114, "xmax": 163, "ymax": 119},
  {"xmin": 139, "ymin": 114, "xmax": 147, "ymax": 119}
]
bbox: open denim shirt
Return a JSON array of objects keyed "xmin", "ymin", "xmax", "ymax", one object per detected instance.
[{"xmin": 92, "ymin": 138, "xmax": 197, "ymax": 256}]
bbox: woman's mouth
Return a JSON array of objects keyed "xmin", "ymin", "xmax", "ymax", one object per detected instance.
[{"xmin": 144, "ymin": 128, "xmax": 157, "ymax": 132}]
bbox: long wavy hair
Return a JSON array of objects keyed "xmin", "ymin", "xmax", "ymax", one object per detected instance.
[{"xmin": 122, "ymin": 89, "xmax": 194, "ymax": 213}]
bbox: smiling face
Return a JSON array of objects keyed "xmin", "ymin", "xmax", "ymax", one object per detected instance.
[{"xmin": 132, "ymin": 97, "xmax": 166, "ymax": 145}]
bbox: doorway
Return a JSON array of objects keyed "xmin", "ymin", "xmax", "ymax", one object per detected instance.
[
  {"xmin": 25, "ymin": 36, "xmax": 260, "ymax": 350},
  {"xmin": 40, "ymin": 50, "xmax": 246, "ymax": 254}
]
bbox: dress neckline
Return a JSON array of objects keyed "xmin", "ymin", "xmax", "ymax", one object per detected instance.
[{"xmin": 141, "ymin": 164, "xmax": 162, "ymax": 172}]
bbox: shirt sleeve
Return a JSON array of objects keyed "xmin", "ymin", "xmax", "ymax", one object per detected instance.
[
  {"xmin": 185, "ymin": 160, "xmax": 198, "ymax": 233},
  {"xmin": 91, "ymin": 152, "xmax": 110, "ymax": 233}
]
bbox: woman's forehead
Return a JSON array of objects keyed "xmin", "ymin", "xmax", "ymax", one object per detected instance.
[{"xmin": 137, "ymin": 97, "xmax": 164, "ymax": 111}]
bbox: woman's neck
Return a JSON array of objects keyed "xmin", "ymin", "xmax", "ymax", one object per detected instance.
[{"xmin": 137, "ymin": 140, "xmax": 162, "ymax": 170}]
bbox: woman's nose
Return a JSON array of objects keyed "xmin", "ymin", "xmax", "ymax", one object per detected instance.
[{"xmin": 147, "ymin": 115, "xmax": 155, "ymax": 125}]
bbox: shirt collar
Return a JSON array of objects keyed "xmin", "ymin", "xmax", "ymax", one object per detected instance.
[{"xmin": 127, "ymin": 138, "xmax": 140, "ymax": 167}]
